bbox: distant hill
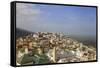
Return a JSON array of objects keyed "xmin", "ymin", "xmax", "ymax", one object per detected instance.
[
  {"xmin": 16, "ymin": 28, "xmax": 34, "ymax": 38},
  {"xmin": 71, "ymin": 36, "xmax": 96, "ymax": 47}
]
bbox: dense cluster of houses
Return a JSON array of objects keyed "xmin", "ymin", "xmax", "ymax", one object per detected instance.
[{"xmin": 16, "ymin": 32, "xmax": 96, "ymax": 65}]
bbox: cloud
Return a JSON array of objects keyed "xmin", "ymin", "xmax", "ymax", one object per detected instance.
[
  {"xmin": 16, "ymin": 3, "xmax": 41, "ymax": 30},
  {"xmin": 16, "ymin": 3, "xmax": 41, "ymax": 15},
  {"xmin": 16, "ymin": 3, "xmax": 57, "ymax": 32}
]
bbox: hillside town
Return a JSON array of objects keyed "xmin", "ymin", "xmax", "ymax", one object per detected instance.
[{"xmin": 16, "ymin": 32, "xmax": 96, "ymax": 65}]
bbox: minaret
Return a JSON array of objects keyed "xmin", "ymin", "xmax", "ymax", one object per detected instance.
[{"xmin": 52, "ymin": 47, "xmax": 56, "ymax": 62}]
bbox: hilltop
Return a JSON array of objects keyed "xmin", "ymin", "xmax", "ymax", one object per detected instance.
[{"xmin": 16, "ymin": 32, "xmax": 96, "ymax": 65}]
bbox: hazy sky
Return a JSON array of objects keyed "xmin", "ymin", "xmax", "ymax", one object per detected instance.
[{"xmin": 16, "ymin": 3, "xmax": 96, "ymax": 37}]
